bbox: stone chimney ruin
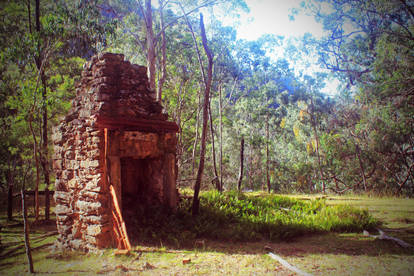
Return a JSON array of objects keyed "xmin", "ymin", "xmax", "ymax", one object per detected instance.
[{"xmin": 52, "ymin": 53, "xmax": 178, "ymax": 251}]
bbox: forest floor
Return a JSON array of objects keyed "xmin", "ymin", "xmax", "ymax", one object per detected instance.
[{"xmin": 0, "ymin": 195, "xmax": 413, "ymax": 275}]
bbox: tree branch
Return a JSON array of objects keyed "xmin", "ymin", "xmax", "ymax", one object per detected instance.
[{"xmin": 155, "ymin": 0, "xmax": 217, "ymax": 42}]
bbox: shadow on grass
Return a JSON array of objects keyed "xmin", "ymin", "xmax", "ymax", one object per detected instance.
[
  {"xmin": 125, "ymin": 189, "xmax": 414, "ymax": 258},
  {"xmin": 1, "ymin": 193, "xmax": 412, "ymax": 268},
  {"xmin": 129, "ymin": 230, "xmax": 414, "ymax": 258},
  {"xmin": 124, "ymin": 193, "xmax": 380, "ymax": 249},
  {"xmin": 0, "ymin": 222, "xmax": 413, "ymax": 275}
]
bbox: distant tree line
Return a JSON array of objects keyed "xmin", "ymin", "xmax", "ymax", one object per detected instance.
[{"xmin": 1, "ymin": 0, "xmax": 413, "ymax": 220}]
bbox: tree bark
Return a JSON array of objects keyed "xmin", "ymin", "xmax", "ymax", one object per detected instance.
[
  {"xmin": 7, "ymin": 159, "xmax": 16, "ymax": 221},
  {"xmin": 22, "ymin": 184, "xmax": 34, "ymax": 273},
  {"xmin": 35, "ymin": 0, "xmax": 50, "ymax": 220},
  {"xmin": 7, "ymin": 181, "xmax": 13, "ymax": 220},
  {"xmin": 266, "ymin": 112, "xmax": 271, "ymax": 193},
  {"xmin": 218, "ymin": 84, "xmax": 223, "ymax": 191},
  {"xmin": 33, "ymin": 0, "xmax": 41, "ymax": 221},
  {"xmin": 7, "ymin": 170, "xmax": 14, "ymax": 221},
  {"xmin": 179, "ymin": 3, "xmax": 205, "ymax": 178},
  {"xmin": 145, "ymin": 0, "xmax": 156, "ymax": 98},
  {"xmin": 41, "ymin": 74, "xmax": 50, "ymax": 220},
  {"xmin": 35, "ymin": 0, "xmax": 39, "ymax": 32},
  {"xmin": 192, "ymin": 13, "xmax": 213, "ymax": 216},
  {"xmin": 27, "ymin": 0, "xmax": 32, "ymax": 33},
  {"xmin": 208, "ymin": 100, "xmax": 220, "ymax": 191},
  {"xmin": 397, "ymin": 162, "xmax": 414, "ymax": 194},
  {"xmin": 157, "ymin": 0, "xmax": 167, "ymax": 103},
  {"xmin": 175, "ymin": 80, "xmax": 184, "ymax": 182},
  {"xmin": 237, "ymin": 137, "xmax": 245, "ymax": 192},
  {"xmin": 28, "ymin": 115, "xmax": 41, "ymax": 221},
  {"xmin": 192, "ymin": 92, "xmax": 201, "ymax": 175},
  {"xmin": 310, "ymin": 97, "xmax": 325, "ymax": 193},
  {"xmin": 249, "ymin": 145, "xmax": 253, "ymax": 190},
  {"xmin": 355, "ymin": 144, "xmax": 367, "ymax": 191},
  {"xmin": 179, "ymin": 3, "xmax": 206, "ymax": 84}
]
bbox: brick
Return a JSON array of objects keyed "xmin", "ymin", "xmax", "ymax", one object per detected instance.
[{"xmin": 54, "ymin": 52, "xmax": 178, "ymax": 251}]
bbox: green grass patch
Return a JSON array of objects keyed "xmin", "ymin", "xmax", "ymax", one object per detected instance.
[
  {"xmin": 325, "ymin": 196, "xmax": 414, "ymax": 229},
  {"xmin": 127, "ymin": 191, "xmax": 379, "ymax": 246},
  {"xmin": 0, "ymin": 194, "xmax": 412, "ymax": 276}
]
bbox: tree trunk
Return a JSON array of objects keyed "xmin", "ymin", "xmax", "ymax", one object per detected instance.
[
  {"xmin": 27, "ymin": 0, "xmax": 32, "ymax": 33},
  {"xmin": 7, "ymin": 158, "xmax": 17, "ymax": 220},
  {"xmin": 192, "ymin": 13, "xmax": 213, "ymax": 216},
  {"xmin": 45, "ymin": 186, "xmax": 50, "ymax": 220},
  {"xmin": 157, "ymin": 0, "xmax": 167, "ymax": 103},
  {"xmin": 175, "ymin": 80, "xmax": 184, "ymax": 182},
  {"xmin": 33, "ymin": 0, "xmax": 41, "ymax": 221},
  {"xmin": 179, "ymin": 3, "xmax": 207, "ymax": 180},
  {"xmin": 310, "ymin": 97, "xmax": 325, "ymax": 193},
  {"xmin": 22, "ymin": 185, "xmax": 34, "ymax": 273},
  {"xmin": 192, "ymin": 92, "xmax": 201, "ymax": 175},
  {"xmin": 41, "ymin": 75, "xmax": 50, "ymax": 220},
  {"xmin": 397, "ymin": 163, "xmax": 414, "ymax": 194},
  {"xmin": 179, "ymin": 3, "xmax": 207, "ymax": 83},
  {"xmin": 7, "ymin": 166, "xmax": 14, "ymax": 221},
  {"xmin": 237, "ymin": 137, "xmax": 245, "ymax": 192},
  {"xmin": 35, "ymin": 0, "xmax": 39, "ymax": 32},
  {"xmin": 7, "ymin": 182, "xmax": 13, "ymax": 220},
  {"xmin": 355, "ymin": 144, "xmax": 367, "ymax": 191},
  {"xmin": 145, "ymin": 0, "xmax": 156, "ymax": 98},
  {"xmin": 28, "ymin": 115, "xmax": 40, "ymax": 221},
  {"xmin": 218, "ymin": 84, "xmax": 223, "ymax": 191},
  {"xmin": 208, "ymin": 100, "xmax": 220, "ymax": 191},
  {"xmin": 266, "ymin": 112, "xmax": 270, "ymax": 193},
  {"xmin": 249, "ymin": 145, "xmax": 253, "ymax": 190}
]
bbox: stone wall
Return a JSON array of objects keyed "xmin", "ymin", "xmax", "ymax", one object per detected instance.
[{"xmin": 52, "ymin": 53, "xmax": 178, "ymax": 251}]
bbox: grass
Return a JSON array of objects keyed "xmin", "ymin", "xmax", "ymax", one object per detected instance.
[
  {"xmin": 325, "ymin": 195, "xmax": 414, "ymax": 229},
  {"xmin": 0, "ymin": 192, "xmax": 413, "ymax": 275},
  {"xmin": 126, "ymin": 191, "xmax": 378, "ymax": 246}
]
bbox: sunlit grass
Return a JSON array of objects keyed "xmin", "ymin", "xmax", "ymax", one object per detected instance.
[
  {"xmin": 325, "ymin": 195, "xmax": 414, "ymax": 229},
  {"xmin": 0, "ymin": 193, "xmax": 413, "ymax": 275},
  {"xmin": 127, "ymin": 191, "xmax": 378, "ymax": 246}
]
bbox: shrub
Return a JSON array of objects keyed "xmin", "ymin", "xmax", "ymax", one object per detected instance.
[{"xmin": 126, "ymin": 191, "xmax": 379, "ymax": 247}]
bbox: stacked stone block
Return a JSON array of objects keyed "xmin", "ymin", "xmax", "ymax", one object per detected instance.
[{"xmin": 52, "ymin": 53, "xmax": 177, "ymax": 251}]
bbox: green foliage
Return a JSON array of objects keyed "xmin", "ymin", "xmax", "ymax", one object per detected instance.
[
  {"xmin": 1, "ymin": 0, "xmax": 412, "ymax": 197},
  {"xmin": 127, "ymin": 192, "xmax": 378, "ymax": 246},
  {"xmin": 292, "ymin": 0, "xmax": 414, "ymax": 195},
  {"xmin": 0, "ymin": 0, "xmax": 115, "ymax": 193}
]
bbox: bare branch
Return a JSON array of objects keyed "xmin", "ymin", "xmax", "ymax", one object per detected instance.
[{"xmin": 155, "ymin": 0, "xmax": 217, "ymax": 41}]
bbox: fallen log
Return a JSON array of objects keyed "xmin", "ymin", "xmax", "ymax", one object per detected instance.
[
  {"xmin": 268, "ymin": 252, "xmax": 313, "ymax": 276},
  {"xmin": 363, "ymin": 229, "xmax": 413, "ymax": 248},
  {"xmin": 0, "ymin": 242, "xmax": 53, "ymax": 260}
]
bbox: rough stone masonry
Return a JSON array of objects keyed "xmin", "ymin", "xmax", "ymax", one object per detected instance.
[{"xmin": 52, "ymin": 53, "xmax": 178, "ymax": 251}]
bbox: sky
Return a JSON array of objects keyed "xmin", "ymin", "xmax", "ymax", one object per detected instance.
[
  {"xmin": 236, "ymin": 0, "xmax": 325, "ymax": 40},
  {"xmin": 215, "ymin": 0, "xmax": 341, "ymax": 95}
]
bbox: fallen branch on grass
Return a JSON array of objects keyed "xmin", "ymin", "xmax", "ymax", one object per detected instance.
[
  {"xmin": 363, "ymin": 229, "xmax": 413, "ymax": 248},
  {"xmin": 0, "ymin": 231, "xmax": 57, "ymax": 256},
  {"xmin": 0, "ymin": 242, "xmax": 53, "ymax": 260},
  {"xmin": 267, "ymin": 252, "xmax": 313, "ymax": 276},
  {"xmin": 32, "ymin": 231, "xmax": 58, "ymax": 240}
]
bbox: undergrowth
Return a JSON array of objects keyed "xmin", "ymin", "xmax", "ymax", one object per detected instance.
[{"xmin": 127, "ymin": 191, "xmax": 379, "ymax": 247}]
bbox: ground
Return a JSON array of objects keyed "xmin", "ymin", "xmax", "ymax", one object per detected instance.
[{"xmin": 0, "ymin": 195, "xmax": 413, "ymax": 275}]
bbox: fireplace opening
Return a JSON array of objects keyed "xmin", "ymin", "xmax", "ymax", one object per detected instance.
[
  {"xmin": 121, "ymin": 158, "xmax": 150, "ymax": 208},
  {"xmin": 120, "ymin": 157, "xmax": 163, "ymax": 241}
]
